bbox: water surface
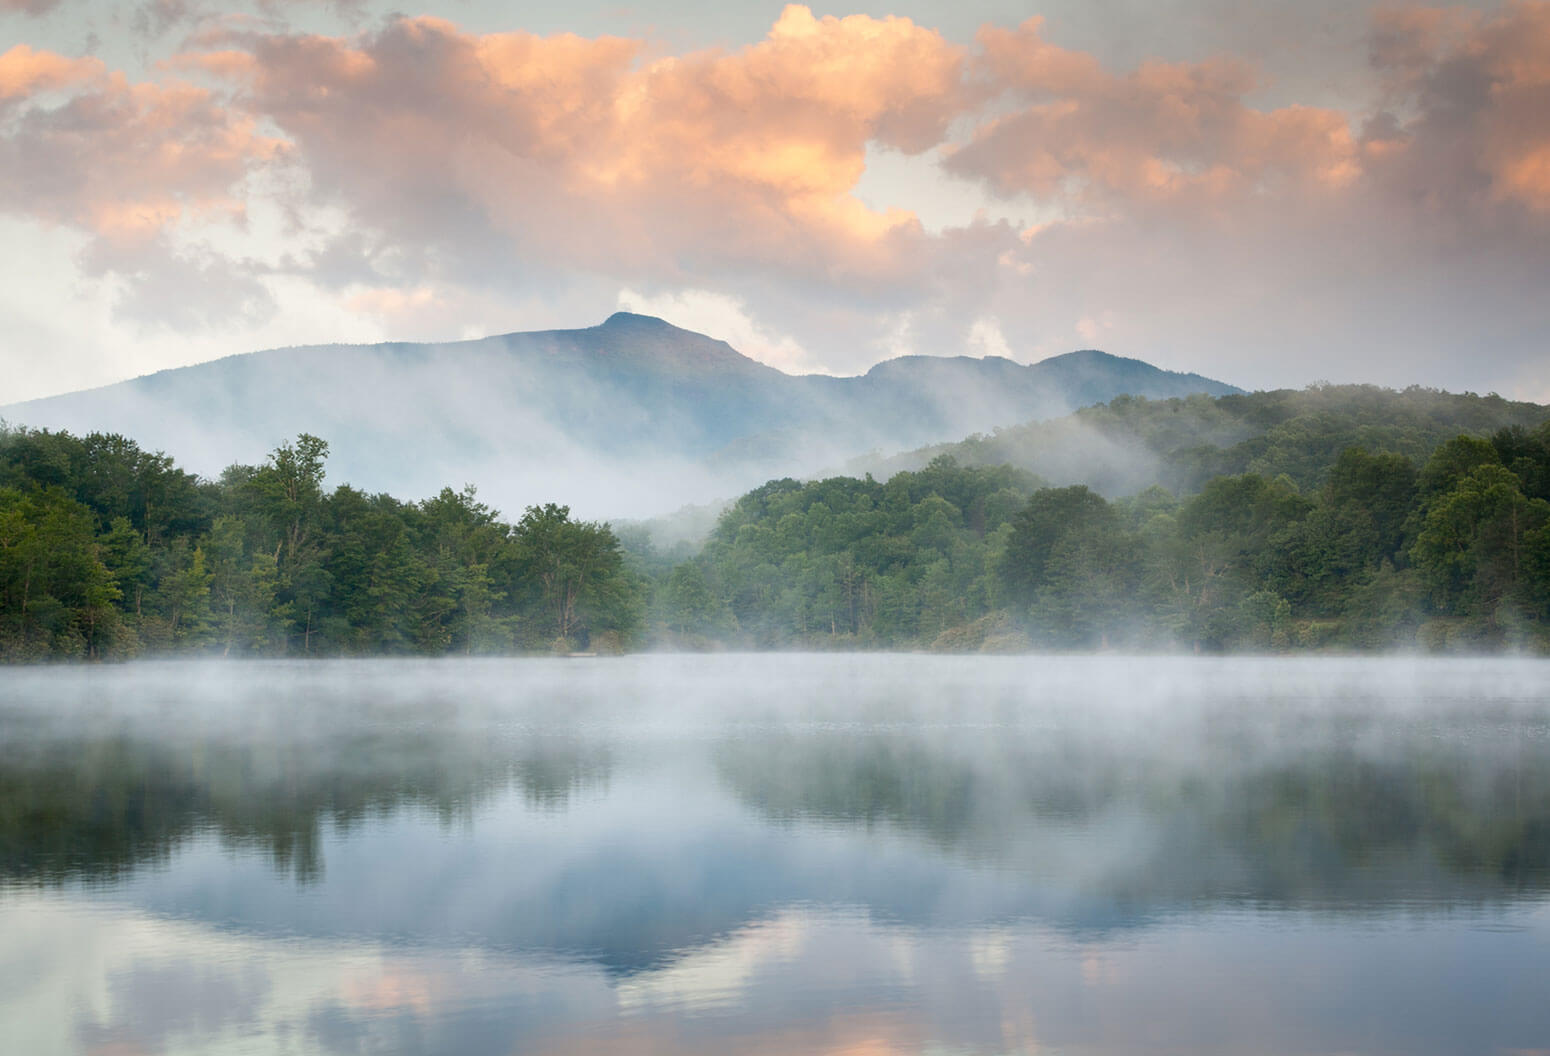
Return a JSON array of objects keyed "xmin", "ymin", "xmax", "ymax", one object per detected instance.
[{"xmin": 2, "ymin": 656, "xmax": 1548, "ymax": 1055}]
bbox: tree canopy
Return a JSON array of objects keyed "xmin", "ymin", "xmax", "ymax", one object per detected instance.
[{"xmin": 0, "ymin": 426, "xmax": 642, "ymax": 659}]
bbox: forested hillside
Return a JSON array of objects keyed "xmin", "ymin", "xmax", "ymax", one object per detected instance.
[
  {"xmin": 0, "ymin": 428, "xmax": 642, "ymax": 660},
  {"xmin": 850, "ymin": 385, "xmax": 1550, "ymax": 498},
  {"xmin": 6, "ymin": 387, "xmax": 1550, "ymax": 659},
  {"xmin": 650, "ymin": 422, "xmax": 1550, "ymax": 652}
]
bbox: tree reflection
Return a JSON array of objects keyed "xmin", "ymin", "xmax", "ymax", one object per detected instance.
[
  {"xmin": 717, "ymin": 719, "xmax": 1550, "ymax": 904},
  {"xmin": 0, "ymin": 724, "xmax": 610, "ymax": 884}
]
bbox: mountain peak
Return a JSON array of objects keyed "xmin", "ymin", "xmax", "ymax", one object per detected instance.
[
  {"xmin": 599, "ymin": 311, "xmax": 678, "ymax": 331},
  {"xmin": 1036, "ymin": 348, "xmax": 1128, "ymax": 366}
]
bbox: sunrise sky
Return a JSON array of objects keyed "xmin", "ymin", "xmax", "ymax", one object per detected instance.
[{"xmin": 2, "ymin": 0, "xmax": 1548, "ymax": 403}]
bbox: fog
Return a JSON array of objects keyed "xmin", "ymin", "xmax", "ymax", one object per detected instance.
[
  {"xmin": 6, "ymin": 655, "xmax": 1549, "ymax": 912},
  {"xmin": 0, "ymin": 314, "xmax": 1237, "ymax": 520},
  {"xmin": 2, "ymin": 655, "xmax": 1549, "ymax": 1055}
]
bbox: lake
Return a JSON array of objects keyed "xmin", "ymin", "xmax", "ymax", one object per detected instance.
[{"xmin": 1, "ymin": 655, "xmax": 1548, "ymax": 1055}]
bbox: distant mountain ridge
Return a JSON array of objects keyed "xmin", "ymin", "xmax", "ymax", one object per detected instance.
[{"xmin": 2, "ymin": 312, "xmax": 1239, "ymax": 517}]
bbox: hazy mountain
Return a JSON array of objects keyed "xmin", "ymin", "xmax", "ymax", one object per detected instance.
[{"xmin": 2, "ymin": 312, "xmax": 1237, "ymax": 517}]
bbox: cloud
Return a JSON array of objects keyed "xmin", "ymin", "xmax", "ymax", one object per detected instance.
[
  {"xmin": 947, "ymin": 17, "xmax": 1360, "ymax": 208},
  {"xmin": 920, "ymin": 3, "xmax": 1550, "ymax": 391},
  {"xmin": 965, "ymin": 316, "xmax": 1013, "ymax": 359},
  {"xmin": 615, "ymin": 287, "xmax": 820, "ymax": 373},
  {"xmin": 0, "ymin": 45, "xmax": 286, "ymax": 327},
  {"xmin": 1, "ymin": 3, "xmax": 1548, "ymax": 398},
  {"xmin": 0, "ymin": 44, "xmax": 100, "ymax": 101},
  {"xmin": 0, "ymin": 0, "xmax": 62, "ymax": 15},
  {"xmin": 1365, "ymin": 0, "xmax": 1550, "ymax": 214},
  {"xmin": 944, "ymin": 2, "xmax": 1550, "ymax": 228},
  {"xmin": 181, "ymin": 6, "xmax": 965, "ymax": 303},
  {"xmin": 1, "ymin": 75, "xmax": 283, "ymax": 244},
  {"xmin": 88, "ymin": 236, "xmax": 277, "ymax": 332}
]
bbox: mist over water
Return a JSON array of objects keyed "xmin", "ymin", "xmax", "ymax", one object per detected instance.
[{"xmin": 2, "ymin": 655, "xmax": 1549, "ymax": 1055}]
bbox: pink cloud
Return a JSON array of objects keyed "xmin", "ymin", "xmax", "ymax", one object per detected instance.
[
  {"xmin": 947, "ymin": 18, "xmax": 1359, "ymax": 208},
  {"xmin": 1366, "ymin": 0, "xmax": 1550, "ymax": 213},
  {"xmin": 0, "ymin": 44, "xmax": 101, "ymax": 102},
  {"xmin": 0, "ymin": 1, "xmax": 1546, "ymax": 391},
  {"xmin": 183, "ymin": 5, "xmax": 964, "ymax": 292},
  {"xmin": 0, "ymin": 70, "xmax": 286, "ymax": 248},
  {"xmin": 0, "ymin": 45, "xmax": 287, "ymax": 329},
  {"xmin": 949, "ymin": 2, "xmax": 1550, "ymax": 222}
]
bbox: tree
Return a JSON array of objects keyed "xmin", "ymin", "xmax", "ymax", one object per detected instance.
[
  {"xmin": 1411, "ymin": 463, "xmax": 1550, "ymax": 621},
  {"xmin": 0, "ymin": 488, "xmax": 122, "ymax": 657},
  {"xmin": 999, "ymin": 486, "xmax": 1115, "ymax": 606},
  {"xmin": 663, "ymin": 562, "xmax": 726, "ymax": 637},
  {"xmin": 249, "ymin": 434, "xmax": 329, "ymax": 570},
  {"xmin": 207, "ymin": 516, "xmax": 284, "ymax": 655},
  {"xmin": 512, "ymin": 504, "xmax": 639, "ymax": 647}
]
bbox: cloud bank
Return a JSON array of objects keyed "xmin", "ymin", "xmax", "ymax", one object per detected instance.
[{"xmin": 1, "ymin": 3, "xmax": 1548, "ymax": 399}]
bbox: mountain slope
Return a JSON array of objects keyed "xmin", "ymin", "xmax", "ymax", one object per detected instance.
[
  {"xmin": 844, "ymin": 385, "xmax": 1550, "ymax": 498},
  {"xmin": 2, "ymin": 312, "xmax": 1238, "ymax": 516}
]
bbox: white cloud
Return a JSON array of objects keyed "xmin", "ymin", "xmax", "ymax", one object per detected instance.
[
  {"xmin": 965, "ymin": 315, "xmax": 1013, "ymax": 359},
  {"xmin": 615, "ymin": 287, "xmax": 825, "ymax": 375}
]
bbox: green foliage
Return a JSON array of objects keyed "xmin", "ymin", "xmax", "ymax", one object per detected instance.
[
  {"xmin": 858, "ymin": 384, "xmax": 1549, "ymax": 498},
  {"xmin": 682, "ymin": 427, "xmax": 1550, "ymax": 652},
  {"xmin": 6, "ymin": 399, "xmax": 1550, "ymax": 657},
  {"xmin": 512, "ymin": 503, "xmax": 642, "ymax": 650},
  {"xmin": 682, "ymin": 458, "xmax": 1039, "ymax": 647},
  {"xmin": 0, "ymin": 427, "xmax": 641, "ymax": 659},
  {"xmin": 1411, "ymin": 463, "xmax": 1550, "ymax": 629}
]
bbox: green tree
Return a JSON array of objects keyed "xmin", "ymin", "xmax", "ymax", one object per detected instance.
[
  {"xmin": 999, "ymin": 486, "xmax": 1115, "ymax": 607},
  {"xmin": 249, "ymin": 434, "xmax": 329, "ymax": 570},
  {"xmin": 663, "ymin": 562, "xmax": 726, "ymax": 637},
  {"xmin": 1411, "ymin": 463, "xmax": 1550, "ymax": 622},
  {"xmin": 512, "ymin": 504, "xmax": 639, "ymax": 647}
]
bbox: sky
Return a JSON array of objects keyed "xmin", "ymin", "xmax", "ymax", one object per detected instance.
[{"xmin": 1, "ymin": 0, "xmax": 1548, "ymax": 403}]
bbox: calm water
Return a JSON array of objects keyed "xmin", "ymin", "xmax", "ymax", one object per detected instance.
[{"xmin": 1, "ymin": 655, "xmax": 1548, "ymax": 1055}]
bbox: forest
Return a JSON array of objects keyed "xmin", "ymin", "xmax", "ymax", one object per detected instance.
[
  {"xmin": 0, "ymin": 429, "xmax": 642, "ymax": 659},
  {"xmin": 3, "ymin": 384, "xmax": 1550, "ymax": 658}
]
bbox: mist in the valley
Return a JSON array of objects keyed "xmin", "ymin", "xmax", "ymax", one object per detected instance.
[{"xmin": 0, "ymin": 314, "xmax": 1234, "ymax": 522}]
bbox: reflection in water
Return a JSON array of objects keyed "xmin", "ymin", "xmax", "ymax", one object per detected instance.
[
  {"xmin": 0, "ymin": 727, "xmax": 611, "ymax": 884},
  {"xmin": 1, "ymin": 656, "xmax": 1549, "ymax": 1055},
  {"xmin": 718, "ymin": 720, "xmax": 1550, "ymax": 907}
]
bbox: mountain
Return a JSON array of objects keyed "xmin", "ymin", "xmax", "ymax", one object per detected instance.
[{"xmin": 1, "ymin": 312, "xmax": 1238, "ymax": 517}]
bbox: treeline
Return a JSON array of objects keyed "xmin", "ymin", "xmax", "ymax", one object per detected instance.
[
  {"xmin": 647, "ymin": 426, "xmax": 1550, "ymax": 651},
  {"xmin": 7, "ymin": 403, "xmax": 1550, "ymax": 660},
  {"xmin": 0, "ymin": 428, "xmax": 641, "ymax": 660}
]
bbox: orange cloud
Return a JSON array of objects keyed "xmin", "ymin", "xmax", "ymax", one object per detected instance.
[
  {"xmin": 947, "ymin": 18, "xmax": 1359, "ymax": 208},
  {"xmin": 3, "ymin": 0, "xmax": 1547, "ymax": 371},
  {"xmin": 0, "ymin": 71, "xmax": 286, "ymax": 248},
  {"xmin": 0, "ymin": 44, "xmax": 101, "ymax": 101},
  {"xmin": 181, "ymin": 5, "xmax": 962, "ymax": 289},
  {"xmin": 1367, "ymin": 0, "xmax": 1550, "ymax": 213},
  {"xmin": 949, "ymin": 2, "xmax": 1550, "ymax": 227}
]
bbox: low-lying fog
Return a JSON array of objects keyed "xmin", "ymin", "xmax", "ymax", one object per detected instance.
[{"xmin": 3, "ymin": 655, "xmax": 1548, "ymax": 1056}]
